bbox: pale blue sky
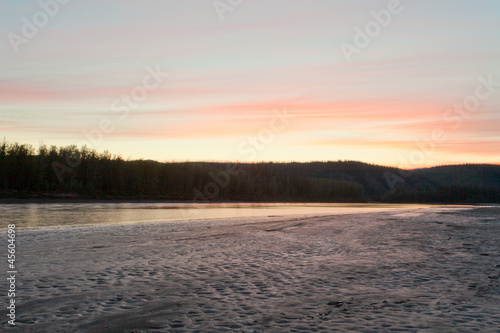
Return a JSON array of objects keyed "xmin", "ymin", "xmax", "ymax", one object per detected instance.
[{"xmin": 1, "ymin": 0, "xmax": 499, "ymax": 167}]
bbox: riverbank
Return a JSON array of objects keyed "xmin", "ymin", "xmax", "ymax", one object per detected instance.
[{"xmin": 2, "ymin": 207, "xmax": 499, "ymax": 332}]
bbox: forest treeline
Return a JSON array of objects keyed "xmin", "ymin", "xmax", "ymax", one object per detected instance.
[
  {"xmin": 1, "ymin": 141, "xmax": 499, "ymax": 203},
  {"xmin": 0, "ymin": 141, "xmax": 363, "ymax": 202}
]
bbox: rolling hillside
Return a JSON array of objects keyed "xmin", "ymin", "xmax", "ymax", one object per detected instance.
[{"xmin": 1, "ymin": 141, "xmax": 499, "ymax": 203}]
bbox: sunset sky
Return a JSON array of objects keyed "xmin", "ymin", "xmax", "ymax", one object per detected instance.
[{"xmin": 1, "ymin": 0, "xmax": 499, "ymax": 168}]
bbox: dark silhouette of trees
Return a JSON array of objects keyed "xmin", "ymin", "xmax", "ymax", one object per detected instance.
[
  {"xmin": 0, "ymin": 140, "xmax": 499, "ymax": 203},
  {"xmin": 380, "ymin": 185, "xmax": 499, "ymax": 203}
]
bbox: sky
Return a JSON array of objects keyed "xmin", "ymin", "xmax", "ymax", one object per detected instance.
[{"xmin": 1, "ymin": 0, "xmax": 499, "ymax": 168}]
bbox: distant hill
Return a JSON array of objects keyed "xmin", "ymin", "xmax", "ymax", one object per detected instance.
[
  {"xmin": 414, "ymin": 164, "xmax": 500, "ymax": 190},
  {"xmin": 1, "ymin": 141, "xmax": 499, "ymax": 203}
]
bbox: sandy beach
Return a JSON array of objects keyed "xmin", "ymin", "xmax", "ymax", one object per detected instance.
[{"xmin": 2, "ymin": 207, "xmax": 500, "ymax": 332}]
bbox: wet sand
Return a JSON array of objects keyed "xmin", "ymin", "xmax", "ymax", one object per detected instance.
[{"xmin": 3, "ymin": 207, "xmax": 500, "ymax": 332}]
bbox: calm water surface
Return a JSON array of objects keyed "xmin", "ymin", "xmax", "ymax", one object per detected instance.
[{"xmin": 1, "ymin": 202, "xmax": 438, "ymax": 229}]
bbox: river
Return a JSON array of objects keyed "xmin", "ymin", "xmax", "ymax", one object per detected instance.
[{"xmin": 0, "ymin": 202, "xmax": 440, "ymax": 228}]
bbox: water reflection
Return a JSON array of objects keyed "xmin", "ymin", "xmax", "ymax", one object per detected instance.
[{"xmin": 0, "ymin": 202, "xmax": 438, "ymax": 229}]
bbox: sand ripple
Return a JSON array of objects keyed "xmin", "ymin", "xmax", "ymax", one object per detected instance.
[{"xmin": 2, "ymin": 207, "xmax": 499, "ymax": 332}]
